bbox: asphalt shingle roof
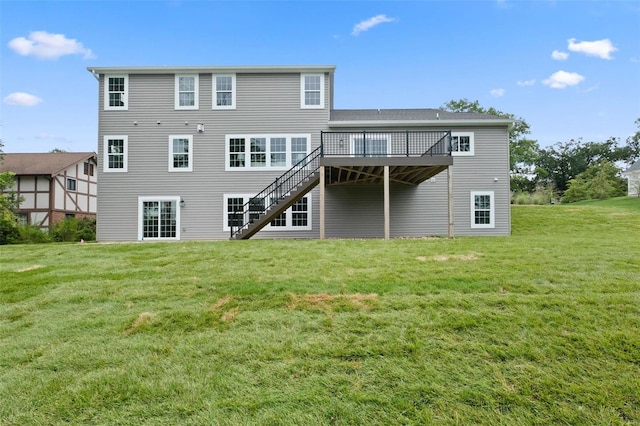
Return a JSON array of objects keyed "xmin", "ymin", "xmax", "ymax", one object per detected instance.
[
  {"xmin": 0, "ymin": 152, "xmax": 97, "ymax": 176},
  {"xmin": 330, "ymin": 108, "xmax": 506, "ymax": 122}
]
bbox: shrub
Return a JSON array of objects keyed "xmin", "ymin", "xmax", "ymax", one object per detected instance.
[
  {"xmin": 0, "ymin": 215, "xmax": 20, "ymax": 245},
  {"xmin": 50, "ymin": 217, "xmax": 96, "ymax": 242},
  {"xmin": 18, "ymin": 225, "xmax": 52, "ymax": 244}
]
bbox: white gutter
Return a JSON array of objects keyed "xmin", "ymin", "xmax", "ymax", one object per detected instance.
[
  {"xmin": 328, "ymin": 119, "xmax": 514, "ymax": 128},
  {"xmin": 87, "ymin": 65, "xmax": 336, "ymax": 75}
]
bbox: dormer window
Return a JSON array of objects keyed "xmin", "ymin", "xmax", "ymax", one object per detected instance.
[{"xmin": 104, "ymin": 75, "xmax": 128, "ymax": 110}]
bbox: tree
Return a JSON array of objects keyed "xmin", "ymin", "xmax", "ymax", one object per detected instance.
[
  {"xmin": 441, "ymin": 99, "xmax": 540, "ymax": 191},
  {"xmin": 49, "ymin": 148, "xmax": 68, "ymax": 153},
  {"xmin": 536, "ymin": 136, "xmax": 639, "ymax": 194},
  {"xmin": 0, "ymin": 140, "xmax": 21, "ymax": 244},
  {"xmin": 562, "ymin": 160, "xmax": 626, "ymax": 203}
]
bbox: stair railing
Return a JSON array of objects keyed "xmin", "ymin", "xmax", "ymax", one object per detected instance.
[{"xmin": 230, "ymin": 146, "xmax": 322, "ymax": 239}]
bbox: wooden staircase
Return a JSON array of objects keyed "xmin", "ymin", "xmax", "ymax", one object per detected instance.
[{"xmin": 231, "ymin": 172, "xmax": 320, "ymax": 240}]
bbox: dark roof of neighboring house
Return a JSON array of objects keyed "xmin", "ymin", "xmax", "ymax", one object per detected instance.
[
  {"xmin": 0, "ymin": 152, "xmax": 97, "ymax": 176},
  {"xmin": 330, "ymin": 108, "xmax": 509, "ymax": 122}
]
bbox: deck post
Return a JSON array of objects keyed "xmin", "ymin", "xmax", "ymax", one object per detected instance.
[
  {"xmin": 448, "ymin": 165, "xmax": 454, "ymax": 238},
  {"xmin": 384, "ymin": 165, "xmax": 390, "ymax": 240},
  {"xmin": 320, "ymin": 165, "xmax": 325, "ymax": 240}
]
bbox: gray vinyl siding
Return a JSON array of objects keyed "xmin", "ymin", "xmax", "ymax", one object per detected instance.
[
  {"xmin": 95, "ymin": 69, "xmax": 510, "ymax": 241},
  {"xmin": 96, "ymin": 72, "xmax": 330, "ymax": 241},
  {"xmin": 323, "ymin": 126, "xmax": 511, "ymax": 238}
]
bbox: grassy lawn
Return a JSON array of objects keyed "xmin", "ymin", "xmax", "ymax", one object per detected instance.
[{"xmin": 1, "ymin": 198, "xmax": 639, "ymax": 425}]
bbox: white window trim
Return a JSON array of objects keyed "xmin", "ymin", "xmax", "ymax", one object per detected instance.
[
  {"xmin": 349, "ymin": 133, "xmax": 391, "ymax": 157},
  {"xmin": 451, "ymin": 132, "xmax": 474, "ymax": 156},
  {"xmin": 168, "ymin": 135, "xmax": 193, "ymax": 172},
  {"xmin": 225, "ymin": 134, "xmax": 311, "ymax": 171},
  {"xmin": 103, "ymin": 135, "xmax": 128, "ymax": 173},
  {"xmin": 223, "ymin": 194, "xmax": 312, "ymax": 232},
  {"xmin": 104, "ymin": 75, "xmax": 128, "ymax": 111},
  {"xmin": 470, "ymin": 191, "xmax": 495, "ymax": 229},
  {"xmin": 300, "ymin": 73, "xmax": 325, "ymax": 109},
  {"xmin": 213, "ymin": 74, "xmax": 236, "ymax": 110},
  {"xmin": 138, "ymin": 196, "xmax": 181, "ymax": 241},
  {"xmin": 174, "ymin": 74, "xmax": 199, "ymax": 110}
]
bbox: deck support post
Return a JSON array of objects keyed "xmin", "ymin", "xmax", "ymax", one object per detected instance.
[
  {"xmin": 384, "ymin": 165, "xmax": 390, "ymax": 240},
  {"xmin": 448, "ymin": 165, "xmax": 454, "ymax": 238},
  {"xmin": 320, "ymin": 166, "xmax": 325, "ymax": 240}
]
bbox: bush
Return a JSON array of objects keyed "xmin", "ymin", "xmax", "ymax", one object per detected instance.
[
  {"xmin": 50, "ymin": 217, "xmax": 96, "ymax": 242},
  {"xmin": 0, "ymin": 215, "xmax": 20, "ymax": 245},
  {"xmin": 511, "ymin": 186, "xmax": 555, "ymax": 205},
  {"xmin": 18, "ymin": 225, "xmax": 52, "ymax": 244}
]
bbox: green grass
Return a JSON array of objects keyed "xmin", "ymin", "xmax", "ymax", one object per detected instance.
[{"xmin": 1, "ymin": 197, "xmax": 639, "ymax": 425}]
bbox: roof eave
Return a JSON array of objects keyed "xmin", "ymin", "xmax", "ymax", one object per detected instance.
[
  {"xmin": 86, "ymin": 65, "xmax": 336, "ymax": 75},
  {"xmin": 49, "ymin": 152, "xmax": 97, "ymax": 176},
  {"xmin": 328, "ymin": 119, "xmax": 514, "ymax": 128}
]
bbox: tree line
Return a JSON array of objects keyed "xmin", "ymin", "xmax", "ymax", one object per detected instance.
[{"xmin": 442, "ymin": 99, "xmax": 640, "ymax": 203}]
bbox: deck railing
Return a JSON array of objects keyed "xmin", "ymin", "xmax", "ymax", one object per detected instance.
[
  {"xmin": 230, "ymin": 130, "xmax": 452, "ymax": 239},
  {"xmin": 320, "ymin": 130, "xmax": 451, "ymax": 157}
]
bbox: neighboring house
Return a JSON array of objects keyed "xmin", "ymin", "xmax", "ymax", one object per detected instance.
[
  {"xmin": 86, "ymin": 65, "xmax": 513, "ymax": 241},
  {"xmin": 622, "ymin": 161, "xmax": 640, "ymax": 196},
  {"xmin": 0, "ymin": 152, "xmax": 98, "ymax": 229}
]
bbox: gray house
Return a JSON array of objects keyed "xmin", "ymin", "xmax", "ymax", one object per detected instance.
[
  {"xmin": 86, "ymin": 65, "xmax": 512, "ymax": 241},
  {"xmin": 622, "ymin": 161, "xmax": 640, "ymax": 196}
]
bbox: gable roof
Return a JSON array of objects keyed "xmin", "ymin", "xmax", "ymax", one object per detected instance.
[
  {"xmin": 0, "ymin": 152, "xmax": 97, "ymax": 176},
  {"xmin": 329, "ymin": 109, "xmax": 513, "ymax": 128}
]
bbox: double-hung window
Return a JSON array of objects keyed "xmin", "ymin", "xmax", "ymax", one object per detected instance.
[
  {"xmin": 250, "ymin": 138, "xmax": 267, "ymax": 167},
  {"xmin": 138, "ymin": 196, "xmax": 180, "ymax": 240},
  {"xmin": 175, "ymin": 75, "xmax": 199, "ymax": 109},
  {"xmin": 470, "ymin": 191, "xmax": 495, "ymax": 228},
  {"xmin": 213, "ymin": 74, "xmax": 236, "ymax": 109},
  {"xmin": 103, "ymin": 136, "xmax": 128, "ymax": 172},
  {"xmin": 226, "ymin": 134, "xmax": 310, "ymax": 170},
  {"xmin": 224, "ymin": 194, "xmax": 312, "ymax": 232},
  {"xmin": 300, "ymin": 74, "xmax": 324, "ymax": 109},
  {"xmin": 104, "ymin": 75, "xmax": 128, "ymax": 110},
  {"xmin": 291, "ymin": 137, "xmax": 308, "ymax": 165},
  {"xmin": 270, "ymin": 138, "xmax": 287, "ymax": 167},
  {"xmin": 451, "ymin": 132, "xmax": 474, "ymax": 156},
  {"xmin": 168, "ymin": 135, "xmax": 193, "ymax": 172}
]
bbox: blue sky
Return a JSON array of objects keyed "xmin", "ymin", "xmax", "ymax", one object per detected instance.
[{"xmin": 1, "ymin": 0, "xmax": 639, "ymax": 154}]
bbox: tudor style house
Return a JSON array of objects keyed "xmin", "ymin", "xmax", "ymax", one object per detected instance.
[
  {"xmin": 86, "ymin": 65, "xmax": 512, "ymax": 241},
  {"xmin": 0, "ymin": 152, "xmax": 98, "ymax": 229}
]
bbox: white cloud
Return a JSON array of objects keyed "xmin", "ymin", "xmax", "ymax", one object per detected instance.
[
  {"xmin": 542, "ymin": 70, "xmax": 585, "ymax": 89},
  {"xmin": 4, "ymin": 92, "xmax": 43, "ymax": 106},
  {"xmin": 551, "ymin": 50, "xmax": 569, "ymax": 60},
  {"xmin": 351, "ymin": 15, "xmax": 396, "ymax": 36},
  {"xmin": 8, "ymin": 31, "xmax": 95, "ymax": 60},
  {"xmin": 490, "ymin": 88, "xmax": 505, "ymax": 97},
  {"xmin": 517, "ymin": 79, "xmax": 536, "ymax": 87},
  {"xmin": 567, "ymin": 38, "xmax": 617, "ymax": 60}
]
